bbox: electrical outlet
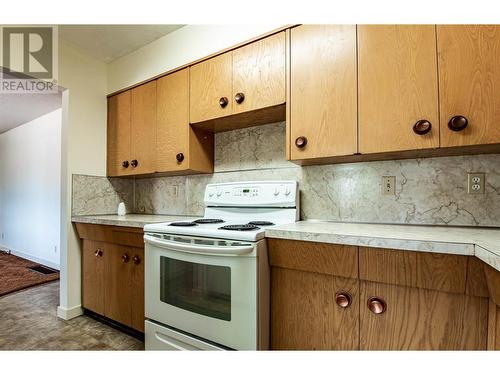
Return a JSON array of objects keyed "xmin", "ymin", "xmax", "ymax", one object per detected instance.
[
  {"xmin": 468, "ymin": 172, "xmax": 485, "ymax": 194},
  {"xmin": 382, "ymin": 176, "xmax": 396, "ymax": 195}
]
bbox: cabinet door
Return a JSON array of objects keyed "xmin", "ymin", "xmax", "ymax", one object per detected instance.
[
  {"xmin": 358, "ymin": 25, "xmax": 439, "ymax": 153},
  {"xmin": 438, "ymin": 25, "xmax": 500, "ymax": 147},
  {"xmin": 82, "ymin": 240, "xmax": 106, "ymax": 315},
  {"xmin": 130, "ymin": 81, "xmax": 157, "ymax": 175},
  {"xmin": 157, "ymin": 69, "xmax": 190, "ymax": 173},
  {"xmin": 190, "ymin": 52, "xmax": 232, "ymax": 123},
  {"xmin": 271, "ymin": 268, "xmax": 359, "ymax": 350},
  {"xmin": 104, "ymin": 244, "xmax": 132, "ymax": 327},
  {"xmin": 130, "ymin": 247, "xmax": 145, "ymax": 333},
  {"xmin": 232, "ymin": 32, "xmax": 286, "ymax": 114},
  {"xmin": 359, "ymin": 281, "xmax": 488, "ymax": 350},
  {"xmin": 107, "ymin": 91, "xmax": 131, "ymax": 177},
  {"xmin": 289, "ymin": 25, "xmax": 357, "ymax": 161}
]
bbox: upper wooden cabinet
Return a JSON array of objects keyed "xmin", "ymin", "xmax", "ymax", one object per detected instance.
[
  {"xmin": 189, "ymin": 32, "xmax": 286, "ymax": 124},
  {"xmin": 130, "ymin": 81, "xmax": 157, "ymax": 175},
  {"xmin": 232, "ymin": 32, "xmax": 285, "ymax": 114},
  {"xmin": 289, "ymin": 25, "xmax": 357, "ymax": 162},
  {"xmin": 107, "ymin": 91, "xmax": 132, "ymax": 177},
  {"xmin": 358, "ymin": 25, "xmax": 440, "ymax": 153},
  {"xmin": 157, "ymin": 68, "xmax": 213, "ymax": 174},
  {"xmin": 190, "ymin": 53, "xmax": 233, "ymax": 123},
  {"xmin": 438, "ymin": 25, "xmax": 500, "ymax": 147},
  {"xmin": 107, "ymin": 81, "xmax": 156, "ymax": 177}
]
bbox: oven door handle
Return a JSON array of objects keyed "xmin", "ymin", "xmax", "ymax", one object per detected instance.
[{"xmin": 144, "ymin": 234, "xmax": 254, "ymax": 256}]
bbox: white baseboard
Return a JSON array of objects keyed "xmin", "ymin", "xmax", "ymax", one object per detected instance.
[
  {"xmin": 2, "ymin": 246, "xmax": 60, "ymax": 270},
  {"xmin": 57, "ymin": 305, "xmax": 83, "ymax": 320}
]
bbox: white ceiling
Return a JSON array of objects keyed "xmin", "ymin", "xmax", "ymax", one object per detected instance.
[
  {"xmin": 0, "ymin": 91, "xmax": 62, "ymax": 134},
  {"xmin": 59, "ymin": 25, "xmax": 185, "ymax": 63}
]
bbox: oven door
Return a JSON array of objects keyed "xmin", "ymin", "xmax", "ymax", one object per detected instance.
[{"xmin": 144, "ymin": 234, "xmax": 258, "ymax": 350}]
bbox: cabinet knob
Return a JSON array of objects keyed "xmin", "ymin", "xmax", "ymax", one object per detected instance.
[
  {"xmin": 367, "ymin": 296, "xmax": 387, "ymax": 315},
  {"xmin": 122, "ymin": 160, "xmax": 129, "ymax": 168},
  {"xmin": 448, "ymin": 115, "xmax": 468, "ymax": 132},
  {"xmin": 295, "ymin": 136, "xmax": 308, "ymax": 149},
  {"xmin": 94, "ymin": 249, "xmax": 103, "ymax": 257},
  {"xmin": 176, "ymin": 153, "xmax": 184, "ymax": 163},
  {"xmin": 219, "ymin": 97, "xmax": 229, "ymax": 108},
  {"xmin": 234, "ymin": 92, "xmax": 245, "ymax": 104},
  {"xmin": 121, "ymin": 254, "xmax": 130, "ymax": 263},
  {"xmin": 335, "ymin": 292, "xmax": 352, "ymax": 308},
  {"xmin": 130, "ymin": 159, "xmax": 138, "ymax": 168},
  {"xmin": 413, "ymin": 120, "xmax": 432, "ymax": 135},
  {"xmin": 133, "ymin": 255, "xmax": 141, "ymax": 265}
]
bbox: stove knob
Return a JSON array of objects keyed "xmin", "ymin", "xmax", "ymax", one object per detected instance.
[
  {"xmin": 273, "ymin": 187, "xmax": 280, "ymax": 196},
  {"xmin": 217, "ymin": 190, "xmax": 223, "ymax": 197},
  {"xmin": 208, "ymin": 191, "xmax": 214, "ymax": 197},
  {"xmin": 284, "ymin": 186, "xmax": 291, "ymax": 196}
]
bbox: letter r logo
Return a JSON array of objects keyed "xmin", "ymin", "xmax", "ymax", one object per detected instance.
[{"xmin": 2, "ymin": 27, "xmax": 53, "ymax": 79}]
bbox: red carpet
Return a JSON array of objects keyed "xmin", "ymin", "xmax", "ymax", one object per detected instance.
[{"xmin": 0, "ymin": 253, "xmax": 59, "ymax": 297}]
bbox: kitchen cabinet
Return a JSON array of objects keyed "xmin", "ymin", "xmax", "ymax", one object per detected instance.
[
  {"xmin": 268, "ymin": 239, "xmax": 359, "ymax": 350},
  {"xmin": 268, "ymin": 238, "xmax": 496, "ymax": 350},
  {"xmin": 359, "ymin": 280, "xmax": 489, "ymax": 350},
  {"xmin": 130, "ymin": 80, "xmax": 157, "ymax": 175},
  {"xmin": 288, "ymin": 25, "xmax": 357, "ymax": 162},
  {"xmin": 104, "ymin": 244, "xmax": 144, "ymax": 331},
  {"xmin": 107, "ymin": 81, "xmax": 156, "ymax": 177},
  {"xmin": 190, "ymin": 52, "xmax": 233, "ymax": 124},
  {"xmin": 271, "ymin": 268, "xmax": 359, "ymax": 350},
  {"xmin": 189, "ymin": 32, "xmax": 286, "ymax": 128},
  {"xmin": 107, "ymin": 91, "xmax": 132, "ymax": 177},
  {"xmin": 232, "ymin": 32, "xmax": 285, "ymax": 115},
  {"xmin": 105, "ymin": 243, "xmax": 133, "ymax": 327},
  {"xmin": 484, "ymin": 263, "xmax": 500, "ymax": 350},
  {"xmin": 76, "ymin": 223, "xmax": 145, "ymax": 333},
  {"xmin": 157, "ymin": 68, "xmax": 213, "ymax": 174},
  {"xmin": 438, "ymin": 25, "xmax": 500, "ymax": 147},
  {"xmin": 358, "ymin": 25, "xmax": 440, "ymax": 153},
  {"xmin": 82, "ymin": 240, "xmax": 106, "ymax": 315}
]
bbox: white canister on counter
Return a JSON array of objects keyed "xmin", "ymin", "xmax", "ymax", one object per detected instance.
[{"xmin": 117, "ymin": 202, "xmax": 126, "ymax": 216}]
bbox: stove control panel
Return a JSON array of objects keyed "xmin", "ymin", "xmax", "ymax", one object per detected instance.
[{"xmin": 204, "ymin": 181, "xmax": 298, "ymax": 207}]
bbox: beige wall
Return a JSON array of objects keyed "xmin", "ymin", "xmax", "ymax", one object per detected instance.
[
  {"xmin": 58, "ymin": 40, "xmax": 107, "ymax": 319},
  {"xmin": 107, "ymin": 24, "xmax": 284, "ymax": 93}
]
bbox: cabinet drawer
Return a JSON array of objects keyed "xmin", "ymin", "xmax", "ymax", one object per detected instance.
[
  {"xmin": 267, "ymin": 238, "xmax": 358, "ymax": 279},
  {"xmin": 359, "ymin": 247, "xmax": 468, "ymax": 294},
  {"xmin": 75, "ymin": 223, "xmax": 144, "ymax": 248}
]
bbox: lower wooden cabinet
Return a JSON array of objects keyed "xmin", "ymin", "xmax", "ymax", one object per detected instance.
[
  {"xmin": 271, "ymin": 267, "xmax": 359, "ymax": 350},
  {"xmin": 104, "ymin": 245, "xmax": 144, "ymax": 332},
  {"xmin": 82, "ymin": 240, "xmax": 106, "ymax": 315},
  {"xmin": 359, "ymin": 280, "xmax": 489, "ymax": 350},
  {"xmin": 268, "ymin": 238, "xmax": 498, "ymax": 350},
  {"xmin": 77, "ymin": 223, "xmax": 145, "ymax": 333}
]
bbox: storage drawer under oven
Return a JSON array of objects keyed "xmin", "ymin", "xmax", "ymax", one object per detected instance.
[{"xmin": 145, "ymin": 320, "xmax": 225, "ymax": 351}]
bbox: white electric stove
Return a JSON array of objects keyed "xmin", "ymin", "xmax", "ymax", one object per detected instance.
[{"xmin": 143, "ymin": 181, "xmax": 298, "ymax": 351}]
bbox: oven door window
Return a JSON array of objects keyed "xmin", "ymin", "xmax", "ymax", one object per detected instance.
[{"xmin": 160, "ymin": 257, "xmax": 231, "ymax": 321}]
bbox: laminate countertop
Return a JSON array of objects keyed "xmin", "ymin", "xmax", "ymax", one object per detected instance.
[
  {"xmin": 71, "ymin": 215, "xmax": 500, "ymax": 273},
  {"xmin": 71, "ymin": 214, "xmax": 199, "ymax": 228},
  {"xmin": 265, "ymin": 221, "xmax": 500, "ymax": 272}
]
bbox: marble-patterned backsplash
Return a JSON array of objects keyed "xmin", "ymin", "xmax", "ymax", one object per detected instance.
[
  {"xmin": 72, "ymin": 122, "xmax": 500, "ymax": 227},
  {"xmin": 72, "ymin": 174, "xmax": 134, "ymax": 216}
]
